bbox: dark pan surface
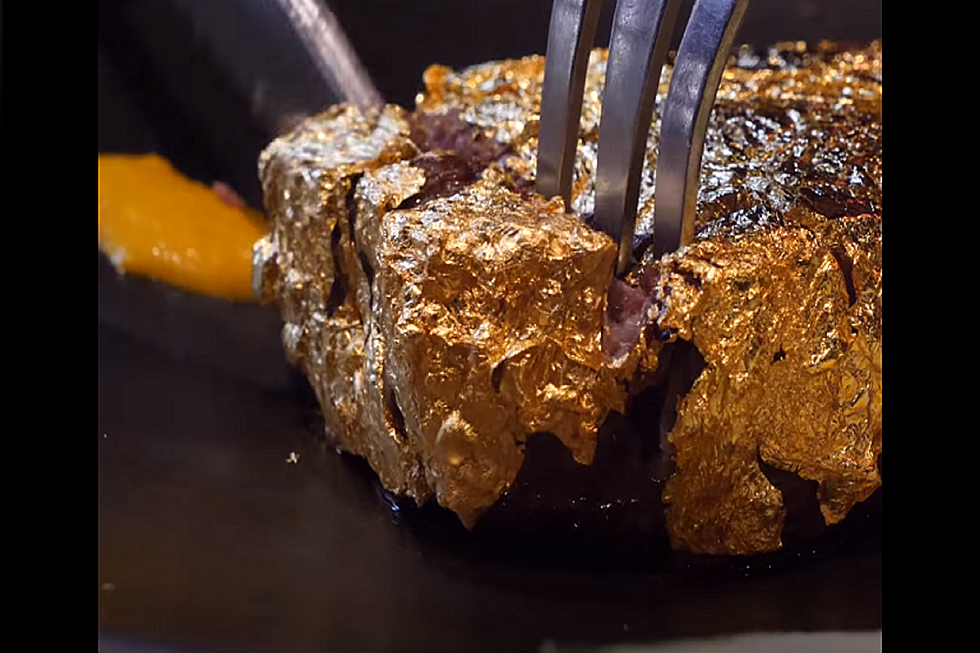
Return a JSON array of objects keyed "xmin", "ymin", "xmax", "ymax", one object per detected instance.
[{"xmin": 98, "ymin": 327, "xmax": 881, "ymax": 653}]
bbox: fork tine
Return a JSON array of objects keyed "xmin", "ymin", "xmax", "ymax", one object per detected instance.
[
  {"xmin": 537, "ymin": 0, "xmax": 606, "ymax": 208},
  {"xmin": 593, "ymin": 0, "xmax": 685, "ymax": 274},
  {"xmin": 653, "ymin": 0, "xmax": 749, "ymax": 258},
  {"xmin": 539, "ymin": 0, "xmax": 749, "ymax": 272}
]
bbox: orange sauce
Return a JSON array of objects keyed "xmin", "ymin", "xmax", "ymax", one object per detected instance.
[{"xmin": 98, "ymin": 154, "xmax": 267, "ymax": 302}]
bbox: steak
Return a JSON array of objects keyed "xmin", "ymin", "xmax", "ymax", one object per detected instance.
[{"xmin": 254, "ymin": 41, "xmax": 882, "ymax": 555}]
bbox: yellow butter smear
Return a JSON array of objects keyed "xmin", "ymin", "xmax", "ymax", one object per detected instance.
[{"xmin": 98, "ymin": 154, "xmax": 267, "ymax": 301}]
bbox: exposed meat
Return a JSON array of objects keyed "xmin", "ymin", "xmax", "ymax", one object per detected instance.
[{"xmin": 408, "ymin": 111, "xmax": 510, "ymax": 166}]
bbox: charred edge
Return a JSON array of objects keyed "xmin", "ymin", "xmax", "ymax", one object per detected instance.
[
  {"xmin": 757, "ymin": 456, "xmax": 827, "ymax": 544},
  {"xmin": 325, "ymin": 221, "xmax": 349, "ymax": 317},
  {"xmin": 829, "ymin": 246, "xmax": 857, "ymax": 307}
]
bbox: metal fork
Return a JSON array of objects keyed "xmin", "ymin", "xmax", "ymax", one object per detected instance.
[{"xmin": 537, "ymin": 0, "xmax": 749, "ymax": 274}]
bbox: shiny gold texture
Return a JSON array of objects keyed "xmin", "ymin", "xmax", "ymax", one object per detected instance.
[
  {"xmin": 376, "ymin": 180, "xmax": 623, "ymax": 525},
  {"xmin": 256, "ymin": 105, "xmax": 431, "ymax": 501},
  {"xmin": 256, "ymin": 42, "xmax": 882, "ymax": 554},
  {"xmin": 652, "ymin": 219, "xmax": 881, "ymax": 554}
]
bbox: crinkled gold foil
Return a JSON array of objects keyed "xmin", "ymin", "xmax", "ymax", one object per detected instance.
[
  {"xmin": 376, "ymin": 180, "xmax": 622, "ymax": 525},
  {"xmin": 652, "ymin": 218, "xmax": 881, "ymax": 554},
  {"xmin": 257, "ymin": 42, "xmax": 882, "ymax": 554},
  {"xmin": 256, "ymin": 105, "xmax": 431, "ymax": 500}
]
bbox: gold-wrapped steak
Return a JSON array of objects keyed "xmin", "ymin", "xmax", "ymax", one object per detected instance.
[{"xmin": 255, "ymin": 41, "xmax": 882, "ymax": 555}]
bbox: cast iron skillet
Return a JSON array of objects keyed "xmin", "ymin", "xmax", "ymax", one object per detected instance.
[{"xmin": 98, "ymin": 2, "xmax": 882, "ymax": 651}]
